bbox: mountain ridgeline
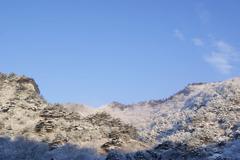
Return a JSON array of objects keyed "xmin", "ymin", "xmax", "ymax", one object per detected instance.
[{"xmin": 0, "ymin": 72, "xmax": 240, "ymax": 160}]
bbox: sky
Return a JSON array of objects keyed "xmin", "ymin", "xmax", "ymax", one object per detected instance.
[{"xmin": 0, "ymin": 0, "xmax": 240, "ymax": 108}]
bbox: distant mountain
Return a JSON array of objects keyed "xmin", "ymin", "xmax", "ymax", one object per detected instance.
[{"xmin": 1, "ymin": 72, "xmax": 240, "ymax": 159}]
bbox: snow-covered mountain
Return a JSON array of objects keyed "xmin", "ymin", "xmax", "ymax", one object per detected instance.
[
  {"xmin": 1, "ymin": 72, "xmax": 240, "ymax": 159},
  {"xmin": 98, "ymin": 78, "xmax": 240, "ymax": 148},
  {"xmin": 0, "ymin": 73, "xmax": 146, "ymax": 157}
]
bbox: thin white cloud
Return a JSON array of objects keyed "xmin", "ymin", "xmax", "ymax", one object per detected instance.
[
  {"xmin": 205, "ymin": 52, "xmax": 232, "ymax": 74},
  {"xmin": 192, "ymin": 38, "xmax": 204, "ymax": 47},
  {"xmin": 174, "ymin": 29, "xmax": 185, "ymax": 41},
  {"xmin": 205, "ymin": 40, "xmax": 239, "ymax": 74},
  {"xmin": 200, "ymin": 10, "xmax": 211, "ymax": 24},
  {"xmin": 214, "ymin": 41, "xmax": 235, "ymax": 54}
]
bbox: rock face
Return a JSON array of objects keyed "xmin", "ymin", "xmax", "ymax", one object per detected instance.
[
  {"xmin": 40, "ymin": 104, "xmax": 67, "ymax": 118},
  {"xmin": 1, "ymin": 72, "xmax": 240, "ymax": 159},
  {"xmin": 35, "ymin": 119, "xmax": 55, "ymax": 132}
]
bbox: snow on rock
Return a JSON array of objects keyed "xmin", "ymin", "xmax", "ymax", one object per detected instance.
[
  {"xmin": 0, "ymin": 73, "xmax": 146, "ymax": 156},
  {"xmin": 98, "ymin": 77, "xmax": 240, "ymax": 148},
  {"xmin": 1, "ymin": 72, "xmax": 240, "ymax": 159}
]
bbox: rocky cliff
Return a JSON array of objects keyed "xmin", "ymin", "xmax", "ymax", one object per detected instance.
[{"xmin": 0, "ymin": 73, "xmax": 146, "ymax": 156}]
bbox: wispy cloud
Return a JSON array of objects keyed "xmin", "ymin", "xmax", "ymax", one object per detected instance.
[
  {"xmin": 205, "ymin": 52, "xmax": 232, "ymax": 74},
  {"xmin": 192, "ymin": 38, "xmax": 204, "ymax": 47},
  {"xmin": 214, "ymin": 41, "xmax": 235, "ymax": 54},
  {"xmin": 174, "ymin": 29, "xmax": 185, "ymax": 41},
  {"xmin": 200, "ymin": 10, "xmax": 211, "ymax": 24},
  {"xmin": 175, "ymin": 25, "xmax": 239, "ymax": 74},
  {"xmin": 204, "ymin": 40, "xmax": 239, "ymax": 74}
]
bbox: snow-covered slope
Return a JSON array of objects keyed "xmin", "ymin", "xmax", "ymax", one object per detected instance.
[
  {"xmin": 0, "ymin": 73, "xmax": 146, "ymax": 155},
  {"xmin": 98, "ymin": 77, "xmax": 240, "ymax": 148},
  {"xmin": 62, "ymin": 103, "xmax": 96, "ymax": 117},
  {"xmin": 1, "ymin": 72, "xmax": 240, "ymax": 159}
]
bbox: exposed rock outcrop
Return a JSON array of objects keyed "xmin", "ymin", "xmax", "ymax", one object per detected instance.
[
  {"xmin": 40, "ymin": 104, "xmax": 67, "ymax": 118},
  {"xmin": 0, "ymin": 73, "xmax": 145, "ymax": 155}
]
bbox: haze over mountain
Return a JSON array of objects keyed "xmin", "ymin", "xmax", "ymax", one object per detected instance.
[{"xmin": 1, "ymin": 72, "xmax": 240, "ymax": 159}]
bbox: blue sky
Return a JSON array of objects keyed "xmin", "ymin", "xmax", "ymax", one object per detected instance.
[{"xmin": 1, "ymin": 0, "xmax": 240, "ymax": 107}]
